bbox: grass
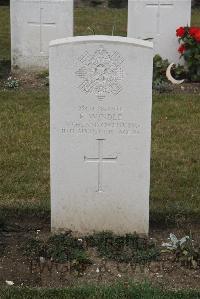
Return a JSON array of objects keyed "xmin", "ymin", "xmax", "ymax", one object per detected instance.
[
  {"xmin": 0, "ymin": 6, "xmax": 10, "ymax": 60},
  {"xmin": 0, "ymin": 89, "xmax": 199, "ymax": 224},
  {"xmin": 151, "ymin": 94, "xmax": 200, "ymax": 224},
  {"xmin": 75, "ymin": 7, "xmax": 127, "ymax": 36},
  {"xmin": 0, "ymin": 89, "xmax": 50, "ymax": 216},
  {"xmin": 192, "ymin": 9, "xmax": 200, "ymax": 27},
  {"xmin": 0, "ymin": 283, "xmax": 200, "ymax": 299}
]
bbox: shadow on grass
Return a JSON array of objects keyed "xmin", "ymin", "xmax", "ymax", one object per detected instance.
[{"xmin": 0, "ymin": 59, "xmax": 11, "ymax": 79}]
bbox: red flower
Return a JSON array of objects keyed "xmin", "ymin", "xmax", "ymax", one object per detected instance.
[
  {"xmin": 189, "ymin": 27, "xmax": 199, "ymax": 37},
  {"xmin": 178, "ymin": 44, "xmax": 186, "ymax": 54},
  {"xmin": 194, "ymin": 30, "xmax": 200, "ymax": 42},
  {"xmin": 188, "ymin": 27, "xmax": 200, "ymax": 42},
  {"xmin": 176, "ymin": 27, "xmax": 185, "ymax": 37}
]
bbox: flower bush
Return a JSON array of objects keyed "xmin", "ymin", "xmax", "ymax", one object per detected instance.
[{"xmin": 176, "ymin": 26, "xmax": 200, "ymax": 82}]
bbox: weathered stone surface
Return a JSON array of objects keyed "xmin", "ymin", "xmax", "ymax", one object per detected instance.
[{"xmin": 50, "ymin": 36, "xmax": 153, "ymax": 235}]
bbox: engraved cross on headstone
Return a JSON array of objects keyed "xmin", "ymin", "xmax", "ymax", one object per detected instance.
[
  {"xmin": 28, "ymin": 4, "xmax": 56, "ymax": 53},
  {"xmin": 146, "ymin": 0, "xmax": 173, "ymax": 35},
  {"xmin": 84, "ymin": 139, "xmax": 118, "ymax": 192}
]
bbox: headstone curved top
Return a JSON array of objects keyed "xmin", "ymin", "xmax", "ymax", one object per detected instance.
[
  {"xmin": 128, "ymin": 0, "xmax": 191, "ymax": 63},
  {"xmin": 10, "ymin": 0, "xmax": 73, "ymax": 71},
  {"xmin": 50, "ymin": 35, "xmax": 153, "ymax": 235}
]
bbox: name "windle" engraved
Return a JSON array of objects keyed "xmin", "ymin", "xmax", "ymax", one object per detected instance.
[{"xmin": 85, "ymin": 113, "xmax": 123, "ymax": 121}]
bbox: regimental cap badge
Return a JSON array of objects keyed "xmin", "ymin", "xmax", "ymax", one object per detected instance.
[{"xmin": 76, "ymin": 45, "xmax": 124, "ymax": 100}]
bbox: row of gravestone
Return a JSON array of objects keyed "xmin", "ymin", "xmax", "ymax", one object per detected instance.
[
  {"xmin": 10, "ymin": 0, "xmax": 191, "ymax": 71},
  {"xmin": 9, "ymin": 1, "xmax": 191, "ymax": 235}
]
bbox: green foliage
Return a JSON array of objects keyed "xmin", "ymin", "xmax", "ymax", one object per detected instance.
[
  {"xmin": 23, "ymin": 232, "xmax": 159, "ymax": 266},
  {"xmin": 85, "ymin": 231, "xmax": 159, "ymax": 263},
  {"xmin": 22, "ymin": 238, "xmax": 44, "ymax": 260},
  {"xmin": 46, "ymin": 233, "xmax": 88, "ymax": 263},
  {"xmin": 23, "ymin": 232, "xmax": 91, "ymax": 265},
  {"xmin": 153, "ymin": 55, "xmax": 171, "ymax": 92},
  {"xmin": 153, "ymin": 55, "xmax": 170, "ymax": 83}
]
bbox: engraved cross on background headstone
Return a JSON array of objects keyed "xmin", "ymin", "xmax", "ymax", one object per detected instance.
[
  {"xmin": 84, "ymin": 139, "xmax": 118, "ymax": 192},
  {"xmin": 146, "ymin": 0, "xmax": 173, "ymax": 35},
  {"xmin": 28, "ymin": 2, "xmax": 56, "ymax": 53}
]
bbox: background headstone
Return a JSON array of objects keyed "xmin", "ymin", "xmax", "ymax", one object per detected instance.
[
  {"xmin": 10, "ymin": 0, "xmax": 73, "ymax": 70},
  {"xmin": 50, "ymin": 36, "xmax": 153, "ymax": 235},
  {"xmin": 128, "ymin": 0, "xmax": 191, "ymax": 63}
]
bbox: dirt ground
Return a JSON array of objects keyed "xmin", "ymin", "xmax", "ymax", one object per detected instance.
[{"xmin": 0, "ymin": 217, "xmax": 200, "ymax": 290}]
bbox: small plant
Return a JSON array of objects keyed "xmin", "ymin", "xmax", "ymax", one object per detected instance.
[
  {"xmin": 162, "ymin": 233, "xmax": 190, "ymax": 250},
  {"xmin": 22, "ymin": 232, "xmax": 91, "ymax": 267},
  {"xmin": 176, "ymin": 26, "xmax": 200, "ymax": 82},
  {"xmin": 162, "ymin": 233, "xmax": 200, "ymax": 269},
  {"xmin": 85, "ymin": 231, "xmax": 159, "ymax": 264},
  {"xmin": 46, "ymin": 233, "xmax": 88, "ymax": 263},
  {"xmin": 4, "ymin": 76, "xmax": 20, "ymax": 89},
  {"xmin": 22, "ymin": 238, "xmax": 45, "ymax": 260}
]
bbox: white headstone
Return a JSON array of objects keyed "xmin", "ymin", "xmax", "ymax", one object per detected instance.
[
  {"xmin": 10, "ymin": 0, "xmax": 73, "ymax": 70},
  {"xmin": 50, "ymin": 36, "xmax": 153, "ymax": 235},
  {"xmin": 128, "ymin": 0, "xmax": 191, "ymax": 63}
]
